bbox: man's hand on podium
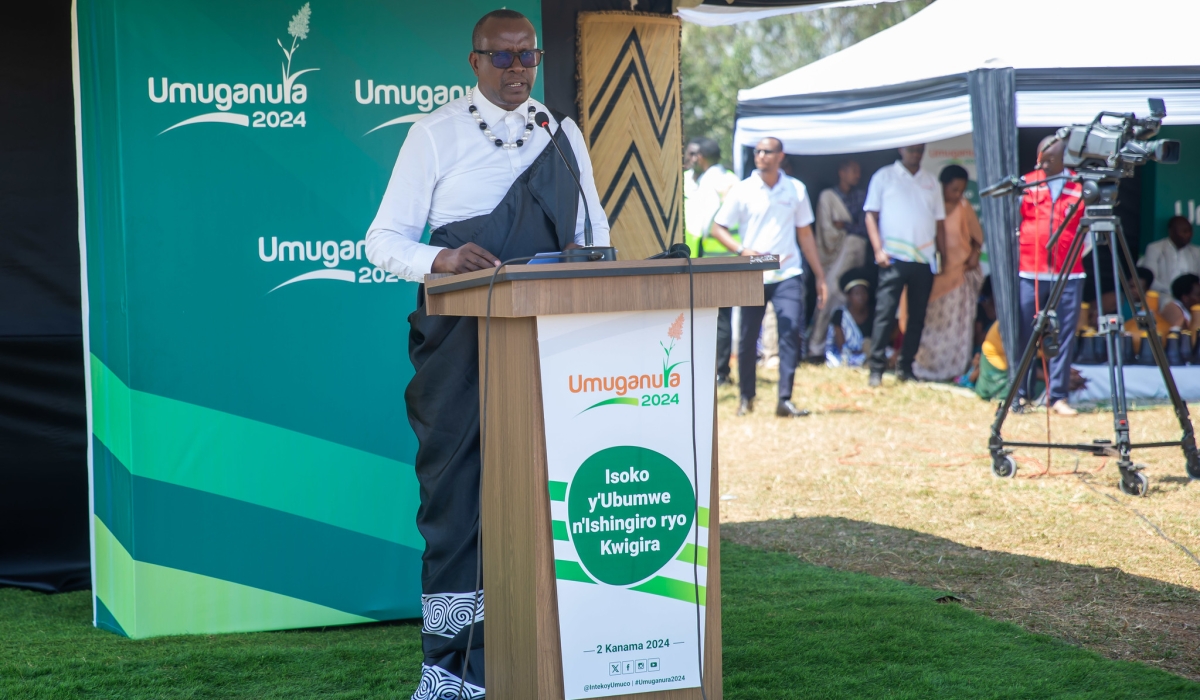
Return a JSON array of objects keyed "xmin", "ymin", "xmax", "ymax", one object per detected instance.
[{"xmin": 432, "ymin": 242, "xmax": 501, "ymax": 274}]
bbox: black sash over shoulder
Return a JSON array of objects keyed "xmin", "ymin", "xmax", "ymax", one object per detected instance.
[{"xmin": 402, "ymin": 127, "xmax": 583, "ymax": 691}]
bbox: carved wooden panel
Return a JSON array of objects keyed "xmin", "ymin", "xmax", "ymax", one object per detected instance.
[{"xmin": 577, "ymin": 12, "xmax": 682, "ymax": 261}]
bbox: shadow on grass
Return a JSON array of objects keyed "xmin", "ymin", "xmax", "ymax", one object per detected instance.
[
  {"xmin": 721, "ymin": 540, "xmax": 1200, "ymax": 699},
  {"xmin": 725, "ymin": 517, "xmax": 1200, "ymax": 686}
]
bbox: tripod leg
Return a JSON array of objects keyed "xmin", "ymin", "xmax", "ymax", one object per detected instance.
[
  {"xmin": 1111, "ymin": 224, "xmax": 1200, "ymax": 479},
  {"xmin": 1101, "ymin": 232, "xmax": 1141, "ymax": 494},
  {"xmin": 988, "ymin": 219, "xmax": 1093, "ymax": 476},
  {"xmin": 989, "ymin": 313, "xmax": 1046, "ymax": 475}
]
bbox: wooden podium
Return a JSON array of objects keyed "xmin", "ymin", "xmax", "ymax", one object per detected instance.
[{"xmin": 425, "ymin": 257, "xmax": 773, "ymax": 700}]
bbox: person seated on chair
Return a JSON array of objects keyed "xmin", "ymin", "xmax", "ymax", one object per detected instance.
[
  {"xmin": 1139, "ymin": 216, "xmax": 1200, "ymax": 306},
  {"xmin": 825, "ymin": 265, "xmax": 876, "ymax": 367},
  {"xmin": 1161, "ymin": 273, "xmax": 1200, "ymax": 331}
]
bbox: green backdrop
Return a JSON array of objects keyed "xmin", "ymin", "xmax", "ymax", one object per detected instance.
[
  {"xmin": 75, "ymin": 0, "xmax": 541, "ymax": 639},
  {"xmin": 1142, "ymin": 125, "xmax": 1200, "ymax": 252}
]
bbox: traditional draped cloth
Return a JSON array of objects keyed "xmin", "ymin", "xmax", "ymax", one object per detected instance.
[
  {"xmin": 911, "ymin": 200, "xmax": 984, "ymax": 381},
  {"xmin": 404, "ymin": 129, "xmax": 580, "ymax": 700}
]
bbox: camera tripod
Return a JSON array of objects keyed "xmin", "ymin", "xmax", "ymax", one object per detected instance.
[{"xmin": 987, "ymin": 174, "xmax": 1200, "ymax": 495}]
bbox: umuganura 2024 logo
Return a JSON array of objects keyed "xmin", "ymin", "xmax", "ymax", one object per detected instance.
[
  {"xmin": 570, "ymin": 314, "xmax": 689, "ymax": 413},
  {"xmin": 149, "ymin": 4, "xmax": 317, "ymax": 134}
]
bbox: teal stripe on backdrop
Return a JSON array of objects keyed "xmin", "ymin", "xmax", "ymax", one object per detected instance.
[
  {"xmin": 93, "ymin": 438, "xmax": 423, "ymax": 620},
  {"xmin": 94, "ymin": 597, "xmax": 128, "ymax": 638},
  {"xmin": 91, "ymin": 355, "xmax": 424, "ymax": 551},
  {"xmin": 93, "ymin": 437, "xmax": 134, "ymax": 551}
]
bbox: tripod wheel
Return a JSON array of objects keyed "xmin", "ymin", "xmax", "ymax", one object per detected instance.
[
  {"xmin": 992, "ymin": 454, "xmax": 1017, "ymax": 479},
  {"xmin": 1118, "ymin": 470, "xmax": 1149, "ymax": 497}
]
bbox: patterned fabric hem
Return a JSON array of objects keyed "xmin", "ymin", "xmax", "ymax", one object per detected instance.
[
  {"xmin": 411, "ymin": 663, "xmax": 485, "ymax": 700},
  {"xmin": 422, "ymin": 591, "xmax": 485, "ymax": 638}
]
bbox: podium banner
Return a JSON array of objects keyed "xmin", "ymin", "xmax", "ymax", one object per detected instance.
[
  {"xmin": 537, "ymin": 309, "xmax": 717, "ymax": 699},
  {"xmin": 74, "ymin": 0, "xmax": 540, "ymax": 638}
]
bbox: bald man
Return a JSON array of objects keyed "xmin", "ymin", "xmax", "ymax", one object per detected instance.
[
  {"xmin": 1015, "ymin": 135, "xmax": 1086, "ymax": 415},
  {"xmin": 365, "ymin": 9, "xmax": 609, "ymax": 697}
]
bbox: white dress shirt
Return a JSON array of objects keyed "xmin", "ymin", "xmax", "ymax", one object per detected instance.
[
  {"xmin": 685, "ymin": 164, "xmax": 739, "ymax": 240},
  {"xmin": 1138, "ymin": 237, "xmax": 1200, "ymax": 304},
  {"xmin": 365, "ymin": 87, "xmax": 610, "ymax": 282},
  {"xmin": 863, "ymin": 161, "xmax": 945, "ymax": 265},
  {"xmin": 714, "ymin": 170, "xmax": 815, "ymax": 284}
]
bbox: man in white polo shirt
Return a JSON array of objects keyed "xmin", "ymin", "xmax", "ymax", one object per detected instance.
[
  {"xmin": 864, "ymin": 144, "xmax": 946, "ymax": 387},
  {"xmin": 710, "ymin": 137, "xmax": 827, "ymax": 418}
]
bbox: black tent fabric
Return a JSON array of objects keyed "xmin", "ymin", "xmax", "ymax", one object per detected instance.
[
  {"xmin": 968, "ymin": 68, "xmax": 1022, "ymax": 384},
  {"xmin": 0, "ymin": 1, "xmax": 90, "ymax": 593},
  {"xmin": 0, "ymin": 336, "xmax": 89, "ymax": 593}
]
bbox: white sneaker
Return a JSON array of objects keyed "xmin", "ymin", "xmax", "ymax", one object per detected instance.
[{"xmin": 1051, "ymin": 399, "xmax": 1078, "ymax": 416}]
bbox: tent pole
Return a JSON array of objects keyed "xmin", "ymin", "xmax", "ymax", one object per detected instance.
[{"xmin": 968, "ymin": 67, "xmax": 1022, "ymax": 385}]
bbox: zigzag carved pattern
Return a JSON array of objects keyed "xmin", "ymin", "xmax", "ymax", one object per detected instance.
[
  {"xmin": 579, "ymin": 14, "xmax": 682, "ymax": 259},
  {"xmin": 601, "ymin": 142, "xmax": 680, "ymax": 252},
  {"xmin": 586, "ymin": 28, "xmax": 676, "ymax": 147}
]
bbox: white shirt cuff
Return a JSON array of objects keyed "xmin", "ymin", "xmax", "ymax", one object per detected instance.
[{"xmin": 410, "ymin": 244, "xmax": 445, "ymax": 281}]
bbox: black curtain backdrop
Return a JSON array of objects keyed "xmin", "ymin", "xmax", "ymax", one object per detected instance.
[{"xmin": 0, "ymin": 1, "xmax": 90, "ymax": 593}]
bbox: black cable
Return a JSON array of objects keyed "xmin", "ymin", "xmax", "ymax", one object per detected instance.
[
  {"xmin": 685, "ymin": 255, "xmax": 708, "ymax": 700},
  {"xmin": 456, "ymin": 251, "xmax": 578, "ymax": 700},
  {"xmin": 454, "ymin": 251, "xmax": 707, "ymax": 699}
]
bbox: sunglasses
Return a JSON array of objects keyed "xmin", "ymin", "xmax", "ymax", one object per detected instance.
[
  {"xmin": 754, "ymin": 148, "xmax": 781, "ymax": 156},
  {"xmin": 473, "ymin": 49, "xmax": 544, "ymax": 69}
]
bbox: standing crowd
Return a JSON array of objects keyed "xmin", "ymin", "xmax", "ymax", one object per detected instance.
[
  {"xmin": 683, "ymin": 132, "xmax": 1200, "ymax": 418},
  {"xmin": 683, "ymin": 135, "xmax": 983, "ymax": 416}
]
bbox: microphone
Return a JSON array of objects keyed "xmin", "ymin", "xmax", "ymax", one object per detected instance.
[
  {"xmin": 980, "ymin": 175, "xmax": 1025, "ymax": 198},
  {"xmin": 646, "ymin": 243, "xmax": 691, "ymax": 259},
  {"xmin": 534, "ymin": 111, "xmax": 617, "ymax": 262}
]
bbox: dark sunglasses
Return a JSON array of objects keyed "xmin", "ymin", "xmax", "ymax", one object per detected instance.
[
  {"xmin": 473, "ymin": 49, "xmax": 544, "ymax": 69},
  {"xmin": 754, "ymin": 148, "xmax": 781, "ymax": 156}
]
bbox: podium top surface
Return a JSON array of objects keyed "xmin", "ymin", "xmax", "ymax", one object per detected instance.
[
  {"xmin": 424, "ymin": 255, "xmax": 778, "ymax": 318},
  {"xmin": 424, "ymin": 255, "xmax": 778, "ymax": 295}
]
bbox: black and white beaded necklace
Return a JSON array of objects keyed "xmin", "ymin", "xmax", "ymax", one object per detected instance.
[{"xmin": 467, "ymin": 87, "xmax": 536, "ymax": 150}]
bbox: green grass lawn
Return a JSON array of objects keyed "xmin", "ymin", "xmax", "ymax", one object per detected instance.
[{"xmin": 3, "ymin": 542, "xmax": 1197, "ymax": 699}]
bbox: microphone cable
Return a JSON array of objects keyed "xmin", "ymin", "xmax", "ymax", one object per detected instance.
[
  {"xmin": 456, "ymin": 250, "xmax": 582, "ymax": 700},
  {"xmin": 684, "ymin": 253, "xmax": 709, "ymax": 700},
  {"xmin": 454, "ymin": 248, "xmax": 707, "ymax": 700}
]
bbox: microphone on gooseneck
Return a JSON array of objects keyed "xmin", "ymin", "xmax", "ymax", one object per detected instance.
[
  {"xmin": 534, "ymin": 111, "xmax": 593, "ymax": 247},
  {"xmin": 646, "ymin": 243, "xmax": 691, "ymax": 259}
]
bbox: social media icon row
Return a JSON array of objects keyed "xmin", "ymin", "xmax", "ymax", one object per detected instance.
[{"xmin": 609, "ymin": 658, "xmax": 660, "ymax": 675}]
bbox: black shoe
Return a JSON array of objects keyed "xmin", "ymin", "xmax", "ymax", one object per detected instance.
[
  {"xmin": 896, "ymin": 369, "xmax": 915, "ymax": 383},
  {"xmin": 868, "ymin": 371, "xmax": 883, "ymax": 388},
  {"xmin": 716, "ymin": 374, "xmax": 731, "ymax": 386},
  {"xmin": 737, "ymin": 397, "xmax": 753, "ymax": 416},
  {"xmin": 776, "ymin": 400, "xmax": 810, "ymax": 418}
]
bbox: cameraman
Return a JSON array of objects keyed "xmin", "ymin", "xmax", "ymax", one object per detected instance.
[{"xmin": 1016, "ymin": 135, "xmax": 1086, "ymax": 416}]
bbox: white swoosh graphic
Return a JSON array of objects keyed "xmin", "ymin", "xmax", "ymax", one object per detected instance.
[
  {"xmin": 364, "ymin": 113, "xmax": 427, "ymax": 135},
  {"xmin": 158, "ymin": 112, "xmax": 250, "ymax": 135},
  {"xmin": 269, "ymin": 268, "xmax": 357, "ymax": 293}
]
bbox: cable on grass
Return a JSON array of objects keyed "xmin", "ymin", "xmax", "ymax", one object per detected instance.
[
  {"xmin": 1014, "ymin": 455, "xmax": 1107, "ymax": 478},
  {"xmin": 1077, "ymin": 475, "xmax": 1200, "ymax": 570}
]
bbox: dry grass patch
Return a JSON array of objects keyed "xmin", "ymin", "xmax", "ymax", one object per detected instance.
[{"xmin": 718, "ymin": 364, "xmax": 1200, "ymax": 680}]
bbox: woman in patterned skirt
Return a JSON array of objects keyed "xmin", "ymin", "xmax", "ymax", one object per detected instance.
[{"xmin": 912, "ymin": 165, "xmax": 984, "ymax": 381}]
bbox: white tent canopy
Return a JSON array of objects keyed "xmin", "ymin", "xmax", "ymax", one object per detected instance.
[
  {"xmin": 676, "ymin": 0, "xmax": 899, "ymax": 26},
  {"xmin": 734, "ymin": 0, "xmax": 1200, "ymax": 167}
]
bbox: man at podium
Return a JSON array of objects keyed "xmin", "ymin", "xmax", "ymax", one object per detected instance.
[{"xmin": 364, "ymin": 9, "xmax": 610, "ymax": 698}]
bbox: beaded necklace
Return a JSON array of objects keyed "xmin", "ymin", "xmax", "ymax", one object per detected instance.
[{"xmin": 468, "ymin": 87, "xmax": 536, "ymax": 150}]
